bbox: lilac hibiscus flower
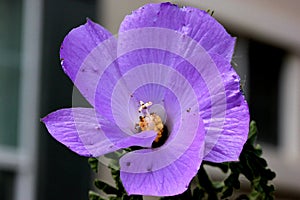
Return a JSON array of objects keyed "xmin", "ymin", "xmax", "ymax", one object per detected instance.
[{"xmin": 42, "ymin": 2, "xmax": 249, "ymax": 197}]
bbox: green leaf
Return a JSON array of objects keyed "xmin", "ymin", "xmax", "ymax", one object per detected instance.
[
  {"xmin": 94, "ymin": 179, "xmax": 118, "ymax": 195},
  {"xmin": 197, "ymin": 165, "xmax": 219, "ymax": 200},
  {"xmin": 89, "ymin": 190, "xmax": 106, "ymax": 200},
  {"xmin": 203, "ymin": 161, "xmax": 229, "ymax": 173},
  {"xmin": 87, "ymin": 121, "xmax": 276, "ymax": 200},
  {"xmin": 88, "ymin": 157, "xmax": 99, "ymax": 173},
  {"xmin": 192, "ymin": 120, "xmax": 276, "ymax": 200},
  {"xmin": 248, "ymin": 121, "xmax": 258, "ymax": 145},
  {"xmin": 109, "ymin": 165, "xmax": 124, "ymax": 192},
  {"xmin": 238, "ymin": 121, "xmax": 276, "ymax": 199}
]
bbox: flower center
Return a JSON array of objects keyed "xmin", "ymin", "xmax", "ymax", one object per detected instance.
[{"xmin": 135, "ymin": 101, "xmax": 168, "ymax": 148}]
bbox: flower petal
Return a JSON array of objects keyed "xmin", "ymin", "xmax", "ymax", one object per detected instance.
[
  {"xmin": 119, "ymin": 112, "xmax": 205, "ymax": 196},
  {"xmin": 116, "ymin": 17, "xmax": 249, "ymax": 162},
  {"xmin": 109, "ymin": 63, "xmax": 201, "ymax": 134},
  {"xmin": 203, "ymin": 55, "xmax": 249, "ymax": 162},
  {"xmin": 60, "ymin": 19, "xmax": 118, "ymax": 106},
  {"xmin": 95, "ymin": 8, "xmax": 234, "ymax": 131},
  {"xmin": 108, "ymin": 62, "xmax": 204, "ymax": 196},
  {"xmin": 119, "ymin": 2, "xmax": 235, "ymax": 61},
  {"xmin": 41, "ymin": 108, "xmax": 157, "ymax": 157},
  {"xmin": 115, "ymin": 27, "xmax": 229, "ymax": 158},
  {"xmin": 203, "ymin": 100, "xmax": 249, "ymax": 162}
]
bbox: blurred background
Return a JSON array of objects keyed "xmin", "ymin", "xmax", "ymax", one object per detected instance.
[{"xmin": 0, "ymin": 0, "xmax": 299, "ymax": 199}]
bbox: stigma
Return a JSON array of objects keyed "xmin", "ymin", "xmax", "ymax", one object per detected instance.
[
  {"xmin": 136, "ymin": 101, "xmax": 165, "ymax": 145},
  {"xmin": 138, "ymin": 101, "xmax": 153, "ymax": 114}
]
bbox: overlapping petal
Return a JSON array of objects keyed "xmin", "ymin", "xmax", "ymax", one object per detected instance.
[
  {"xmin": 42, "ymin": 2, "xmax": 250, "ymax": 197},
  {"xmin": 120, "ymin": 113, "xmax": 205, "ymax": 196},
  {"xmin": 116, "ymin": 3, "xmax": 249, "ymax": 162},
  {"xmin": 60, "ymin": 19, "xmax": 118, "ymax": 107},
  {"xmin": 42, "ymin": 108, "xmax": 157, "ymax": 157},
  {"xmin": 107, "ymin": 62, "xmax": 205, "ymax": 195}
]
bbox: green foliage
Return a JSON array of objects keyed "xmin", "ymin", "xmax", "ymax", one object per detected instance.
[
  {"xmin": 88, "ymin": 157, "xmax": 99, "ymax": 173},
  {"xmin": 88, "ymin": 153, "xmax": 143, "ymax": 200},
  {"xmin": 94, "ymin": 179, "xmax": 118, "ymax": 195},
  {"xmin": 88, "ymin": 121, "xmax": 276, "ymax": 200},
  {"xmin": 89, "ymin": 191, "xmax": 106, "ymax": 200}
]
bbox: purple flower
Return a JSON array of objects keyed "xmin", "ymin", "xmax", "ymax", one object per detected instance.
[{"xmin": 42, "ymin": 3, "xmax": 249, "ymax": 197}]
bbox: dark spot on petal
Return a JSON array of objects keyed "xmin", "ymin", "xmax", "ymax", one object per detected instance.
[
  {"xmin": 187, "ymin": 108, "xmax": 191, "ymax": 112},
  {"xmin": 147, "ymin": 167, "xmax": 152, "ymax": 172},
  {"xmin": 126, "ymin": 162, "xmax": 131, "ymax": 166}
]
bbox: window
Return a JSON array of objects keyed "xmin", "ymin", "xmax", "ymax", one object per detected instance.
[
  {"xmin": 235, "ymin": 38, "xmax": 286, "ymax": 146},
  {"xmin": 234, "ymin": 37, "xmax": 300, "ymax": 199},
  {"xmin": 0, "ymin": 0, "xmax": 22, "ymax": 199},
  {"xmin": 0, "ymin": 0, "xmax": 42, "ymax": 199},
  {"xmin": 0, "ymin": 0, "xmax": 21, "ymax": 147},
  {"xmin": 36, "ymin": 0, "xmax": 97, "ymax": 199}
]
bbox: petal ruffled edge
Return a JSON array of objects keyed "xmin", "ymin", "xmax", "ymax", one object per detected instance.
[
  {"xmin": 60, "ymin": 19, "xmax": 117, "ymax": 106},
  {"xmin": 203, "ymin": 98, "xmax": 249, "ymax": 162},
  {"xmin": 202, "ymin": 54, "xmax": 250, "ymax": 162},
  {"xmin": 119, "ymin": 2, "xmax": 235, "ymax": 61},
  {"xmin": 60, "ymin": 19, "xmax": 113, "ymax": 81}
]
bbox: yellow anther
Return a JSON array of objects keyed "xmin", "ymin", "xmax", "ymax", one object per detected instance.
[{"xmin": 136, "ymin": 100, "xmax": 166, "ymax": 145}]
